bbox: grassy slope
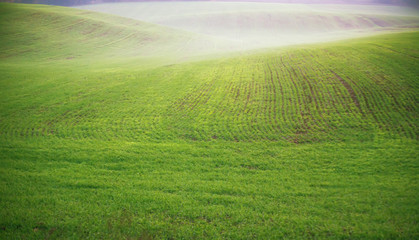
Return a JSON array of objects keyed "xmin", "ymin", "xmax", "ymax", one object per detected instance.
[
  {"xmin": 0, "ymin": 3, "xmax": 418, "ymax": 239},
  {"xmin": 0, "ymin": 3, "xmax": 229, "ymax": 66}
]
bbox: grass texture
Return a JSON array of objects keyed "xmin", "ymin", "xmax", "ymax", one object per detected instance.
[{"xmin": 0, "ymin": 3, "xmax": 418, "ymax": 239}]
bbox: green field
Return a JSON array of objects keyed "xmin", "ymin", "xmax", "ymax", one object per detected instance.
[{"xmin": 0, "ymin": 3, "xmax": 418, "ymax": 239}]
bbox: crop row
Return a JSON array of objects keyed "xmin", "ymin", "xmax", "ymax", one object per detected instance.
[
  {"xmin": 0, "ymin": 35, "xmax": 417, "ymax": 143},
  {"xmin": 167, "ymin": 45, "xmax": 417, "ymax": 142}
]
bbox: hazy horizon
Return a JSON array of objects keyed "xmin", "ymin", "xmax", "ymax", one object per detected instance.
[
  {"xmin": 76, "ymin": 1, "xmax": 419, "ymax": 51},
  {"xmin": 1, "ymin": 0, "xmax": 419, "ymax": 7}
]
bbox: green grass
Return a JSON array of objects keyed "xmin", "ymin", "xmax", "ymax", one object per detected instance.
[
  {"xmin": 0, "ymin": 3, "xmax": 418, "ymax": 239},
  {"xmin": 1, "ymin": 138, "xmax": 417, "ymax": 239}
]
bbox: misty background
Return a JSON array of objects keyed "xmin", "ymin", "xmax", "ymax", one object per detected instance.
[
  {"xmin": 1, "ymin": 0, "xmax": 419, "ymax": 7},
  {"xmin": 2, "ymin": 0, "xmax": 418, "ymax": 52}
]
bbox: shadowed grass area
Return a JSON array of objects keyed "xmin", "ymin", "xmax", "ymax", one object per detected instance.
[{"xmin": 0, "ymin": 3, "xmax": 418, "ymax": 239}]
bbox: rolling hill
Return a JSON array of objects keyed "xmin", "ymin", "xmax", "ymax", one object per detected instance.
[
  {"xmin": 0, "ymin": 3, "xmax": 418, "ymax": 239},
  {"xmin": 0, "ymin": 3, "xmax": 234, "ymax": 66}
]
